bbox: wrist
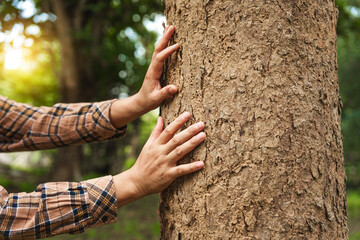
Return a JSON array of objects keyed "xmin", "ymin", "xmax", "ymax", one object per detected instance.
[
  {"xmin": 113, "ymin": 170, "xmax": 144, "ymax": 207},
  {"xmin": 109, "ymin": 94, "xmax": 147, "ymax": 128},
  {"xmin": 132, "ymin": 92, "xmax": 148, "ymax": 114}
]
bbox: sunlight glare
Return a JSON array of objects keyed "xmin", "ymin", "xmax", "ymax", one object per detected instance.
[{"xmin": 4, "ymin": 48, "xmax": 24, "ymax": 70}]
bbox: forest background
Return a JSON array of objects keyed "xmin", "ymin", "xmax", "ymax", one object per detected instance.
[{"xmin": 0, "ymin": 0, "xmax": 359, "ymax": 239}]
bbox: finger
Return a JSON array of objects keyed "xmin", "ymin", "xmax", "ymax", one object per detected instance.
[
  {"xmin": 155, "ymin": 85, "xmax": 178, "ymax": 103},
  {"xmin": 154, "ymin": 25, "xmax": 175, "ymax": 55},
  {"xmin": 157, "ymin": 43, "xmax": 180, "ymax": 63},
  {"xmin": 170, "ymin": 161, "xmax": 205, "ymax": 178},
  {"xmin": 147, "ymin": 117, "xmax": 164, "ymax": 145},
  {"xmin": 150, "ymin": 43, "xmax": 180, "ymax": 75},
  {"xmin": 164, "ymin": 121, "xmax": 205, "ymax": 154},
  {"xmin": 157, "ymin": 112, "xmax": 190, "ymax": 144},
  {"xmin": 167, "ymin": 132, "xmax": 206, "ymax": 162},
  {"xmin": 163, "ymin": 24, "xmax": 169, "ymax": 33}
]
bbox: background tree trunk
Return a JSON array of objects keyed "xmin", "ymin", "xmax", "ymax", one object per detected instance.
[
  {"xmin": 160, "ymin": 0, "xmax": 348, "ymax": 239},
  {"xmin": 46, "ymin": 0, "xmax": 115, "ymax": 181},
  {"xmin": 41, "ymin": 0, "xmax": 162, "ymax": 182},
  {"xmin": 48, "ymin": 0, "xmax": 83, "ymax": 181}
]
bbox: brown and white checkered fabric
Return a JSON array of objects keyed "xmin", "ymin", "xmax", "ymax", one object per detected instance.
[{"xmin": 0, "ymin": 95, "xmax": 126, "ymax": 239}]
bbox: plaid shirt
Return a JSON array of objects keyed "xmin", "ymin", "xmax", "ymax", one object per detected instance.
[{"xmin": 0, "ymin": 95, "xmax": 126, "ymax": 239}]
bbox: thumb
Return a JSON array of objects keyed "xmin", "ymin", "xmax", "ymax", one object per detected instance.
[
  {"xmin": 147, "ymin": 117, "xmax": 164, "ymax": 144},
  {"xmin": 157, "ymin": 85, "xmax": 178, "ymax": 102}
]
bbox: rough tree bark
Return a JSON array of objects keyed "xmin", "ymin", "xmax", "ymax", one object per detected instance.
[{"xmin": 160, "ymin": 0, "xmax": 348, "ymax": 239}]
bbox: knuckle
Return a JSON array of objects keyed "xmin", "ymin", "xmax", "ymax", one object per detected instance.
[
  {"xmin": 188, "ymin": 125, "xmax": 196, "ymax": 134},
  {"xmin": 175, "ymin": 147, "xmax": 183, "ymax": 156},
  {"xmin": 155, "ymin": 54, "xmax": 162, "ymax": 62},
  {"xmin": 171, "ymin": 136, "xmax": 180, "ymax": 145},
  {"xmin": 176, "ymin": 167, "xmax": 185, "ymax": 176},
  {"xmin": 176, "ymin": 117, "xmax": 184, "ymax": 125},
  {"xmin": 154, "ymin": 45, "xmax": 160, "ymax": 53},
  {"xmin": 151, "ymin": 53, "xmax": 156, "ymax": 61},
  {"xmin": 164, "ymin": 127, "xmax": 172, "ymax": 136},
  {"xmin": 191, "ymin": 136, "xmax": 200, "ymax": 144}
]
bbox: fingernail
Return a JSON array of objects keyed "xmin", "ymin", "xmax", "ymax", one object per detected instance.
[
  {"xmin": 196, "ymin": 161, "xmax": 204, "ymax": 168},
  {"xmin": 198, "ymin": 132, "xmax": 206, "ymax": 140},
  {"xmin": 195, "ymin": 122, "xmax": 204, "ymax": 130},
  {"xmin": 171, "ymin": 43, "xmax": 180, "ymax": 49},
  {"xmin": 183, "ymin": 112, "xmax": 190, "ymax": 119},
  {"xmin": 168, "ymin": 86, "xmax": 177, "ymax": 94}
]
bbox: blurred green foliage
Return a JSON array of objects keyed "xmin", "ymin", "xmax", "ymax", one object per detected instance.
[
  {"xmin": 336, "ymin": 0, "xmax": 360, "ymax": 238},
  {"xmin": 337, "ymin": 0, "xmax": 360, "ymax": 189},
  {"xmin": 348, "ymin": 191, "xmax": 360, "ymax": 219},
  {"xmin": 0, "ymin": 0, "xmax": 163, "ymax": 103},
  {"xmin": 0, "ymin": 64, "xmax": 59, "ymax": 106},
  {"xmin": 0, "ymin": 0, "xmax": 60, "ymax": 106},
  {"xmin": 0, "ymin": 0, "xmax": 162, "ymax": 238},
  {"xmin": 49, "ymin": 194, "xmax": 161, "ymax": 240},
  {"xmin": 348, "ymin": 190, "xmax": 360, "ymax": 238}
]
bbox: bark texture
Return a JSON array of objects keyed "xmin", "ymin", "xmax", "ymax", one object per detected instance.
[{"xmin": 160, "ymin": 0, "xmax": 348, "ymax": 239}]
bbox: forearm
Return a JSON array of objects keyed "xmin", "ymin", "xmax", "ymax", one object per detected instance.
[
  {"xmin": 0, "ymin": 96, "xmax": 126, "ymax": 152},
  {"xmin": 109, "ymin": 93, "xmax": 148, "ymax": 129},
  {"xmin": 0, "ymin": 176, "xmax": 117, "ymax": 239}
]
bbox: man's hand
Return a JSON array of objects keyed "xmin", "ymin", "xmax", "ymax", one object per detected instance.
[
  {"xmin": 109, "ymin": 25, "xmax": 180, "ymax": 128},
  {"xmin": 136, "ymin": 25, "xmax": 180, "ymax": 111},
  {"xmin": 113, "ymin": 112, "xmax": 206, "ymax": 207}
]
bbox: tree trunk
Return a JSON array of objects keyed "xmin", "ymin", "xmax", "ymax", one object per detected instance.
[
  {"xmin": 46, "ymin": 0, "xmax": 108, "ymax": 181},
  {"xmin": 160, "ymin": 0, "xmax": 348, "ymax": 239},
  {"xmin": 51, "ymin": 0, "xmax": 81, "ymax": 102},
  {"xmin": 51, "ymin": 145, "xmax": 82, "ymax": 181},
  {"xmin": 47, "ymin": 0, "xmax": 84, "ymax": 181}
]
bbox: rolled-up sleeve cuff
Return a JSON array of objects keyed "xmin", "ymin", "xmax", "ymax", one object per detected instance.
[
  {"xmin": 91, "ymin": 99, "xmax": 127, "ymax": 141},
  {"xmin": 82, "ymin": 175, "xmax": 118, "ymax": 228}
]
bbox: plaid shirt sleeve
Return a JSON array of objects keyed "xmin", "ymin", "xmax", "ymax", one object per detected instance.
[
  {"xmin": 0, "ymin": 95, "xmax": 126, "ymax": 152},
  {"xmin": 0, "ymin": 175, "xmax": 118, "ymax": 239},
  {"xmin": 0, "ymin": 96, "xmax": 126, "ymax": 238}
]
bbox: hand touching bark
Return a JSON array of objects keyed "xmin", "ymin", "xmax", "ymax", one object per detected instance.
[
  {"xmin": 137, "ymin": 25, "xmax": 180, "ymax": 111},
  {"xmin": 113, "ymin": 112, "xmax": 206, "ymax": 207},
  {"xmin": 109, "ymin": 25, "xmax": 180, "ymax": 128}
]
